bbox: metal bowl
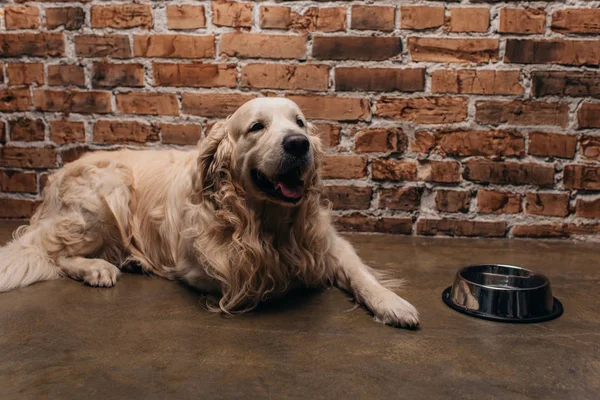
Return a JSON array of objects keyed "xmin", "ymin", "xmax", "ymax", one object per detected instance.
[{"xmin": 442, "ymin": 264, "xmax": 563, "ymax": 323}]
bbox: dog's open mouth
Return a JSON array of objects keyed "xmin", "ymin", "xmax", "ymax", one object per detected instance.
[{"xmin": 251, "ymin": 168, "xmax": 304, "ymax": 203}]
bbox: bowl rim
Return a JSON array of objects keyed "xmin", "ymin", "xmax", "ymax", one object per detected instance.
[{"xmin": 456, "ymin": 263, "xmax": 550, "ymax": 292}]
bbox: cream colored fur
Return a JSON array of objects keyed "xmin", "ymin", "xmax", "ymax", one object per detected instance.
[{"xmin": 0, "ymin": 98, "xmax": 419, "ymax": 328}]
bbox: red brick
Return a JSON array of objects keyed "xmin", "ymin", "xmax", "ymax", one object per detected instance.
[
  {"xmin": 334, "ymin": 214, "xmax": 413, "ymax": 235},
  {"xmin": 372, "ymin": 159, "xmax": 417, "ymax": 181},
  {"xmin": 0, "ymin": 170, "xmax": 37, "ymax": 193},
  {"xmin": 566, "ymin": 223, "xmax": 600, "ymax": 236},
  {"xmin": 449, "ymin": 8, "xmax": 489, "ymax": 33},
  {"xmin": 5, "ymin": 5, "xmax": 39, "ymax": 30},
  {"xmin": 134, "ymin": 35, "xmax": 215, "ymax": 59},
  {"xmin": 464, "ymin": 159, "xmax": 554, "ymax": 186},
  {"xmin": 0, "ymin": 64, "xmax": 4, "ymax": 85},
  {"xmin": 411, "ymin": 131, "xmax": 435, "ymax": 154},
  {"xmin": 376, "ymin": 97, "xmax": 467, "ymax": 124},
  {"xmin": 39, "ymin": 172, "xmax": 50, "ymax": 193},
  {"xmin": 34, "ymin": 90, "xmax": 112, "ymax": 114},
  {"xmin": 432, "ymin": 70, "xmax": 522, "ymax": 95},
  {"xmin": 435, "ymin": 190, "xmax": 470, "ymax": 213},
  {"xmin": 552, "ymin": 9, "xmax": 600, "ymax": 34},
  {"xmin": 475, "ymin": 100, "xmax": 569, "ymax": 127},
  {"xmin": 526, "ymin": 192, "xmax": 570, "ymax": 217},
  {"xmin": 48, "ymin": 64, "xmax": 85, "ymax": 87},
  {"xmin": 212, "ymin": 1, "xmax": 253, "ymax": 28},
  {"xmin": 528, "ymin": 132, "xmax": 576, "ymax": 159},
  {"xmin": 0, "ymin": 88, "xmax": 31, "ymax": 112},
  {"xmin": 61, "ymin": 146, "xmax": 92, "ymax": 164},
  {"xmin": 182, "ymin": 93, "xmax": 256, "ymax": 118},
  {"xmin": 335, "ymin": 68, "xmax": 425, "ymax": 92},
  {"xmin": 75, "ymin": 35, "xmax": 131, "ymax": 59},
  {"xmin": 313, "ymin": 123, "xmax": 340, "ymax": 148},
  {"xmin": 408, "ymin": 38, "xmax": 499, "ymax": 63},
  {"xmin": 94, "ymin": 120, "xmax": 159, "ymax": 145},
  {"xmin": 160, "ymin": 123, "xmax": 202, "ymax": 146},
  {"xmin": 351, "ymin": 5, "xmax": 395, "ymax": 32},
  {"xmin": 0, "ymin": 146, "xmax": 57, "ymax": 169},
  {"xmin": 436, "ymin": 129, "xmax": 525, "ymax": 157},
  {"xmin": 286, "ymin": 95, "xmax": 370, "ymax": 122},
  {"xmin": 418, "ymin": 160, "xmax": 460, "ymax": 183},
  {"xmin": 116, "ymin": 93, "xmax": 179, "ymax": 116},
  {"xmin": 581, "ymin": 136, "xmax": 600, "ymax": 161},
  {"xmin": 0, "ymin": 33, "xmax": 64, "ymax": 57},
  {"xmin": 355, "ymin": 128, "xmax": 405, "ymax": 154},
  {"xmin": 477, "ymin": 190, "xmax": 522, "ymax": 214},
  {"xmin": 533, "ymin": 71, "xmax": 600, "ymax": 98},
  {"xmin": 578, "ymin": 103, "xmax": 600, "ymax": 129},
  {"xmin": 313, "ymin": 36, "xmax": 401, "ymax": 61},
  {"xmin": 499, "ymin": 8, "xmax": 545, "ymax": 34},
  {"xmin": 260, "ymin": 6, "xmax": 346, "ymax": 32},
  {"xmin": 6, "ymin": 63, "xmax": 44, "ymax": 86},
  {"xmin": 417, "ymin": 219, "xmax": 506, "ymax": 238},
  {"xmin": 564, "ymin": 165, "xmax": 600, "ymax": 190},
  {"xmin": 91, "ymin": 4, "xmax": 152, "ymax": 29},
  {"xmin": 323, "ymin": 185, "xmax": 372, "ymax": 210},
  {"xmin": 400, "ymin": 6, "xmax": 444, "ymax": 30},
  {"xmin": 321, "ymin": 155, "xmax": 367, "ymax": 179},
  {"xmin": 379, "ymin": 187, "xmax": 422, "ymax": 211},
  {"xmin": 0, "ymin": 121, "xmax": 6, "ymax": 144},
  {"xmin": 46, "ymin": 7, "xmax": 85, "ymax": 30},
  {"xmin": 167, "ymin": 5, "xmax": 206, "ymax": 30},
  {"xmin": 93, "ymin": 63, "xmax": 145, "ymax": 88},
  {"xmin": 0, "ymin": 198, "xmax": 41, "ymax": 219},
  {"xmin": 575, "ymin": 198, "xmax": 600, "ymax": 219},
  {"xmin": 513, "ymin": 224, "xmax": 567, "ymax": 239},
  {"xmin": 221, "ymin": 33, "xmax": 305, "ymax": 59},
  {"xmin": 242, "ymin": 64, "xmax": 328, "ymax": 91},
  {"xmin": 49, "ymin": 120, "xmax": 85, "ymax": 145},
  {"xmin": 10, "ymin": 118, "xmax": 45, "ymax": 142},
  {"xmin": 155, "ymin": 63, "xmax": 235, "ymax": 88},
  {"xmin": 505, "ymin": 39, "xmax": 600, "ymax": 66}
]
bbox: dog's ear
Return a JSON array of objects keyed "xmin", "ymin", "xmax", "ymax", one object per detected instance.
[{"xmin": 197, "ymin": 120, "xmax": 234, "ymax": 198}]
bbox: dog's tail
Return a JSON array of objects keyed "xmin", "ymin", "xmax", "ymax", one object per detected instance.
[{"xmin": 0, "ymin": 224, "xmax": 60, "ymax": 292}]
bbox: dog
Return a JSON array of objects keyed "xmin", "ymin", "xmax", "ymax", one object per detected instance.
[{"xmin": 0, "ymin": 98, "xmax": 419, "ymax": 328}]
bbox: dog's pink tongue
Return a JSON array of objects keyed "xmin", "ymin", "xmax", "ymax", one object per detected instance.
[{"xmin": 275, "ymin": 181, "xmax": 303, "ymax": 199}]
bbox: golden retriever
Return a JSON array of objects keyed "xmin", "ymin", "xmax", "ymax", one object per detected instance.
[{"xmin": 0, "ymin": 98, "xmax": 419, "ymax": 328}]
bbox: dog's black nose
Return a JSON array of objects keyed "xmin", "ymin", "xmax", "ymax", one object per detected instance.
[{"xmin": 282, "ymin": 134, "xmax": 310, "ymax": 158}]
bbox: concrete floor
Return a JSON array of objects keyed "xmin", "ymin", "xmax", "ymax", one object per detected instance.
[{"xmin": 0, "ymin": 221, "xmax": 598, "ymax": 399}]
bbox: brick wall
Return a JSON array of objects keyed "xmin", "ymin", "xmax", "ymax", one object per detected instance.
[{"xmin": 0, "ymin": 0, "xmax": 599, "ymax": 240}]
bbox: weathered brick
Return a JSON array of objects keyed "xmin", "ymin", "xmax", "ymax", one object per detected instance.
[
  {"xmin": 533, "ymin": 71, "xmax": 600, "ymax": 98},
  {"xmin": 432, "ymin": 70, "xmax": 522, "ymax": 95},
  {"xmin": 436, "ymin": 190, "xmax": 470, "ymax": 213},
  {"xmin": 477, "ymin": 190, "xmax": 522, "ymax": 214},
  {"xmin": 581, "ymin": 136, "xmax": 600, "ymax": 161},
  {"xmin": 93, "ymin": 63, "xmax": 145, "ymax": 88},
  {"xmin": 334, "ymin": 214, "xmax": 413, "ymax": 235},
  {"xmin": 48, "ymin": 64, "xmax": 85, "ymax": 87},
  {"xmin": 499, "ymin": 8, "xmax": 545, "ymax": 34},
  {"xmin": 61, "ymin": 145, "xmax": 92, "ymax": 164},
  {"xmin": 286, "ymin": 95, "xmax": 370, "ymax": 122},
  {"xmin": 167, "ymin": 5, "xmax": 206, "ymax": 30},
  {"xmin": 134, "ymin": 35, "xmax": 215, "ymax": 59},
  {"xmin": 160, "ymin": 123, "xmax": 202, "ymax": 146},
  {"xmin": 155, "ymin": 63, "xmax": 237, "ymax": 88},
  {"xmin": 355, "ymin": 128, "xmax": 405, "ymax": 154},
  {"xmin": 0, "ymin": 121, "xmax": 6, "ymax": 144},
  {"xmin": 5, "ymin": 5, "xmax": 39, "ymax": 30},
  {"xmin": 0, "ymin": 198, "xmax": 41, "ymax": 219},
  {"xmin": 505, "ymin": 39, "xmax": 600, "ymax": 66},
  {"xmin": 400, "ymin": 6, "xmax": 444, "ymax": 30},
  {"xmin": 372, "ymin": 159, "xmax": 417, "ymax": 181},
  {"xmin": 321, "ymin": 155, "xmax": 367, "ymax": 179},
  {"xmin": 526, "ymin": 192, "xmax": 570, "ymax": 217},
  {"xmin": 91, "ymin": 4, "xmax": 152, "ymax": 29},
  {"xmin": 464, "ymin": 159, "xmax": 555, "ymax": 186},
  {"xmin": 323, "ymin": 185, "xmax": 372, "ymax": 210},
  {"xmin": 10, "ymin": 118, "xmax": 44, "ymax": 142},
  {"xmin": 552, "ymin": 9, "xmax": 600, "ymax": 34},
  {"xmin": 528, "ymin": 132, "xmax": 576, "ymax": 159},
  {"xmin": 0, "ymin": 89, "xmax": 31, "ymax": 112},
  {"xmin": 116, "ymin": 93, "xmax": 179, "ymax": 116},
  {"xmin": 39, "ymin": 173, "xmax": 50, "ymax": 193},
  {"xmin": 313, "ymin": 123, "xmax": 340, "ymax": 148},
  {"xmin": 49, "ymin": 120, "xmax": 85, "ymax": 144},
  {"xmin": 379, "ymin": 187, "xmax": 422, "ymax": 211},
  {"xmin": 417, "ymin": 219, "xmax": 506, "ymax": 238},
  {"xmin": 564, "ymin": 165, "xmax": 600, "ymax": 190},
  {"xmin": 0, "ymin": 64, "xmax": 4, "ymax": 85},
  {"xmin": 313, "ymin": 36, "xmax": 401, "ymax": 61},
  {"xmin": 436, "ymin": 129, "xmax": 525, "ymax": 157},
  {"xmin": 260, "ymin": 6, "xmax": 346, "ymax": 32},
  {"xmin": 94, "ymin": 120, "xmax": 159, "ymax": 145},
  {"xmin": 566, "ymin": 223, "xmax": 600, "ymax": 236},
  {"xmin": 0, "ymin": 146, "xmax": 57, "ymax": 169},
  {"xmin": 221, "ymin": 33, "xmax": 305, "ymax": 59},
  {"xmin": 182, "ymin": 93, "xmax": 256, "ymax": 118},
  {"xmin": 578, "ymin": 103, "xmax": 600, "ymax": 129},
  {"xmin": 449, "ymin": 8, "xmax": 490, "ymax": 33},
  {"xmin": 376, "ymin": 97, "xmax": 467, "ymax": 124},
  {"xmin": 411, "ymin": 131, "xmax": 435, "ymax": 154},
  {"xmin": 75, "ymin": 35, "xmax": 131, "ymax": 59},
  {"xmin": 513, "ymin": 224, "xmax": 567, "ymax": 239},
  {"xmin": 408, "ymin": 38, "xmax": 499, "ymax": 63},
  {"xmin": 0, "ymin": 170, "xmax": 37, "ymax": 193},
  {"xmin": 34, "ymin": 90, "xmax": 112, "ymax": 114},
  {"xmin": 0, "ymin": 33, "xmax": 64, "ymax": 57},
  {"xmin": 575, "ymin": 198, "xmax": 600, "ymax": 218},
  {"xmin": 351, "ymin": 5, "xmax": 395, "ymax": 32},
  {"xmin": 212, "ymin": 1, "xmax": 253, "ymax": 28},
  {"xmin": 335, "ymin": 68, "xmax": 425, "ymax": 92},
  {"xmin": 241, "ymin": 64, "xmax": 328, "ymax": 91},
  {"xmin": 475, "ymin": 101, "xmax": 569, "ymax": 127},
  {"xmin": 46, "ymin": 7, "xmax": 84, "ymax": 30},
  {"xmin": 418, "ymin": 160, "xmax": 460, "ymax": 183},
  {"xmin": 6, "ymin": 63, "xmax": 44, "ymax": 86}
]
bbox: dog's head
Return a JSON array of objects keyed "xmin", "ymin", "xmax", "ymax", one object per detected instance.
[{"xmin": 197, "ymin": 98, "xmax": 322, "ymax": 207}]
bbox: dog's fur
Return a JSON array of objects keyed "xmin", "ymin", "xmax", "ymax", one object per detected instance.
[{"xmin": 0, "ymin": 98, "xmax": 419, "ymax": 328}]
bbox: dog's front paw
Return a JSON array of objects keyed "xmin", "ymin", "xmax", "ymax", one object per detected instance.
[
  {"xmin": 82, "ymin": 260, "xmax": 121, "ymax": 287},
  {"xmin": 370, "ymin": 291, "xmax": 420, "ymax": 329}
]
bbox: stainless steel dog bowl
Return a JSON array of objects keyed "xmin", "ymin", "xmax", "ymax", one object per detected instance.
[{"xmin": 442, "ymin": 264, "xmax": 563, "ymax": 323}]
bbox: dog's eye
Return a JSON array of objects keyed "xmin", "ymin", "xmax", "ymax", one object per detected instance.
[
  {"xmin": 296, "ymin": 118, "xmax": 305, "ymax": 128},
  {"xmin": 249, "ymin": 122, "xmax": 264, "ymax": 133}
]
